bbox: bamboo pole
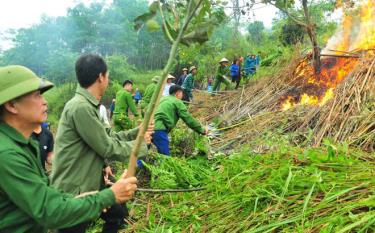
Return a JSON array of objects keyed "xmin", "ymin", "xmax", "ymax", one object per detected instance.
[
  {"xmin": 137, "ymin": 187, "xmax": 205, "ymax": 193},
  {"xmin": 327, "ymin": 49, "xmax": 360, "ymax": 56},
  {"xmin": 320, "ymin": 54, "xmax": 361, "ymax": 58},
  {"xmin": 126, "ymin": 0, "xmax": 205, "ymax": 177}
]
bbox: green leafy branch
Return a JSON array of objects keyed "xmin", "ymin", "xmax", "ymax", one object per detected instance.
[{"xmin": 126, "ymin": 0, "xmax": 224, "ymax": 177}]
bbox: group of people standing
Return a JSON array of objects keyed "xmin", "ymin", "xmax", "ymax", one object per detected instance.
[
  {"xmin": 103, "ymin": 53, "xmax": 262, "ymax": 157},
  {"xmin": 106, "ymin": 53, "xmax": 263, "ymax": 156},
  {"xmin": 0, "ymin": 51, "xmax": 261, "ymax": 232},
  {"xmin": 174, "ymin": 54, "xmax": 261, "ymax": 97},
  {"xmin": 243, "ymin": 53, "xmax": 261, "ymax": 77},
  {"xmin": 107, "ymin": 64, "xmax": 206, "ymax": 157},
  {"xmin": 214, "ymin": 54, "xmax": 261, "ymax": 91},
  {"xmin": 0, "ymin": 54, "xmax": 151, "ymax": 233}
]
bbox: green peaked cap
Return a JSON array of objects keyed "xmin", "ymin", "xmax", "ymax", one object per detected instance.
[
  {"xmin": 0, "ymin": 65, "xmax": 54, "ymax": 105},
  {"xmin": 152, "ymin": 76, "xmax": 161, "ymax": 83}
]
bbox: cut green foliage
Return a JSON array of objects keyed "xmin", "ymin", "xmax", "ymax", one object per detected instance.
[
  {"xmin": 129, "ymin": 143, "xmax": 375, "ymax": 232},
  {"xmin": 170, "ymin": 127, "xmax": 209, "ymax": 157},
  {"xmin": 143, "ymin": 154, "xmax": 210, "ymax": 189}
]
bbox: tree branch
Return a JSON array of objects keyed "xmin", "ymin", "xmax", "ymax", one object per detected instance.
[
  {"xmin": 268, "ymin": 1, "xmax": 307, "ymax": 27},
  {"xmin": 182, "ymin": 0, "xmax": 205, "ymax": 33},
  {"xmin": 126, "ymin": 0, "xmax": 205, "ymax": 177},
  {"xmin": 158, "ymin": 0, "xmax": 174, "ymax": 43}
]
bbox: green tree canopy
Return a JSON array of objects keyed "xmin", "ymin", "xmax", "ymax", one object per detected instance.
[
  {"xmin": 0, "ymin": 0, "xmax": 171, "ymax": 83},
  {"xmin": 247, "ymin": 21, "xmax": 265, "ymax": 44}
]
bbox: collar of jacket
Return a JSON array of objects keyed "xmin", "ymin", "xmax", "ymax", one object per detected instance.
[
  {"xmin": 76, "ymin": 85, "xmax": 100, "ymax": 107},
  {"xmin": 0, "ymin": 122, "xmax": 31, "ymax": 145}
]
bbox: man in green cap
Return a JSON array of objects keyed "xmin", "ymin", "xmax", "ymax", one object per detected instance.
[
  {"xmin": 113, "ymin": 80, "xmax": 139, "ymax": 131},
  {"xmin": 213, "ymin": 58, "xmax": 232, "ymax": 92},
  {"xmin": 181, "ymin": 66, "xmax": 197, "ymax": 103},
  {"xmin": 176, "ymin": 68, "xmax": 188, "ymax": 86},
  {"xmin": 141, "ymin": 76, "xmax": 160, "ymax": 116},
  {"xmin": 0, "ymin": 65, "xmax": 138, "ymax": 233},
  {"xmin": 51, "ymin": 54, "xmax": 152, "ymax": 233},
  {"xmin": 152, "ymin": 85, "xmax": 208, "ymax": 155}
]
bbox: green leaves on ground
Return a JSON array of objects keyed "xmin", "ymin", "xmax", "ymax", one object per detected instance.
[
  {"xmin": 143, "ymin": 154, "xmax": 211, "ymax": 189},
  {"xmin": 131, "ymin": 144, "xmax": 375, "ymax": 232}
]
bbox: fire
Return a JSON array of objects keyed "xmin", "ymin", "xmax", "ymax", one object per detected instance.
[
  {"xmin": 352, "ymin": 0, "xmax": 375, "ymax": 50},
  {"xmin": 282, "ymin": 88, "xmax": 334, "ymax": 111},
  {"xmin": 281, "ymin": 56, "xmax": 358, "ymax": 111},
  {"xmin": 320, "ymin": 88, "xmax": 334, "ymax": 105},
  {"xmin": 325, "ymin": 0, "xmax": 375, "ymax": 52},
  {"xmin": 281, "ymin": 97, "xmax": 293, "ymax": 111},
  {"xmin": 280, "ymin": 0, "xmax": 374, "ymax": 111}
]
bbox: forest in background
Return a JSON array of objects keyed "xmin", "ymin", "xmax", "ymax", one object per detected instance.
[{"xmin": 0, "ymin": 0, "xmax": 338, "ymax": 126}]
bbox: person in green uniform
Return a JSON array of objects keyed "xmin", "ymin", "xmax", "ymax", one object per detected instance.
[
  {"xmin": 141, "ymin": 76, "xmax": 160, "ymax": 117},
  {"xmin": 0, "ymin": 65, "xmax": 138, "ymax": 233},
  {"xmin": 152, "ymin": 85, "xmax": 208, "ymax": 155},
  {"xmin": 213, "ymin": 58, "xmax": 232, "ymax": 92},
  {"xmin": 181, "ymin": 66, "xmax": 197, "ymax": 103},
  {"xmin": 51, "ymin": 54, "xmax": 153, "ymax": 233},
  {"xmin": 113, "ymin": 80, "xmax": 139, "ymax": 131}
]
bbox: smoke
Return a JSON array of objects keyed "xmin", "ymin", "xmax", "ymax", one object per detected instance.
[
  {"xmin": 322, "ymin": 9, "xmax": 361, "ymax": 53},
  {"xmin": 322, "ymin": 0, "xmax": 375, "ymax": 53}
]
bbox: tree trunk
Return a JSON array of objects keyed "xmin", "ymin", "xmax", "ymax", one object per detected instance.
[
  {"xmin": 232, "ymin": 0, "xmax": 241, "ymax": 42},
  {"xmin": 267, "ymin": 0, "xmax": 321, "ymax": 72},
  {"xmin": 302, "ymin": 0, "xmax": 321, "ymax": 73}
]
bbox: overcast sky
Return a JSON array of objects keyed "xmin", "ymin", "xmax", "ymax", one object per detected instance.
[
  {"xmin": 0, "ymin": 0, "xmax": 278, "ymax": 49},
  {"xmin": 0, "ymin": 0, "xmax": 92, "ymax": 31}
]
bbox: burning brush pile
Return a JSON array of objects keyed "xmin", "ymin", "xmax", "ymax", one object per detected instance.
[
  {"xmin": 193, "ymin": 1, "xmax": 375, "ymax": 152},
  {"xmin": 279, "ymin": 54, "xmax": 360, "ymax": 111}
]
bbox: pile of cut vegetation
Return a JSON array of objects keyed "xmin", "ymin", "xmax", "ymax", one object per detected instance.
[
  {"xmin": 124, "ymin": 54, "xmax": 374, "ymax": 233},
  {"xmin": 191, "ymin": 54, "xmax": 302, "ymax": 123},
  {"xmin": 128, "ymin": 144, "xmax": 375, "ymax": 232},
  {"xmin": 193, "ymin": 53, "xmax": 375, "ymax": 152}
]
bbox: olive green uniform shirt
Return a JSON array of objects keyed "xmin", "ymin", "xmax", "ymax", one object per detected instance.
[
  {"xmin": 114, "ymin": 89, "xmax": 138, "ymax": 117},
  {"xmin": 213, "ymin": 65, "xmax": 231, "ymax": 91},
  {"xmin": 51, "ymin": 86, "xmax": 147, "ymax": 194},
  {"xmin": 216, "ymin": 65, "xmax": 230, "ymax": 79},
  {"xmin": 0, "ymin": 123, "xmax": 115, "ymax": 233},
  {"xmin": 181, "ymin": 73, "xmax": 194, "ymax": 99},
  {"xmin": 154, "ymin": 95, "xmax": 205, "ymax": 134},
  {"xmin": 141, "ymin": 82, "xmax": 157, "ymax": 109}
]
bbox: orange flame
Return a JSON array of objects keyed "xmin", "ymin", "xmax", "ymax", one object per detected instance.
[
  {"xmin": 354, "ymin": 0, "xmax": 375, "ymax": 50},
  {"xmin": 281, "ymin": 0, "xmax": 374, "ymax": 111},
  {"xmin": 325, "ymin": 0, "xmax": 375, "ymax": 53}
]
